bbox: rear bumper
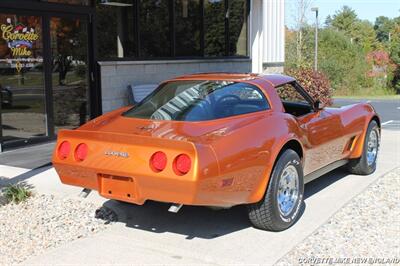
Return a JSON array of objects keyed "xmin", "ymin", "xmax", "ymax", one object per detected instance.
[
  {"xmin": 54, "ymin": 163, "xmax": 242, "ymax": 207},
  {"xmin": 52, "ymin": 129, "xmax": 263, "ymax": 207}
]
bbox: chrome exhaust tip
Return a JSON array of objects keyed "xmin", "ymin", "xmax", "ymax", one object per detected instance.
[
  {"xmin": 79, "ymin": 188, "xmax": 92, "ymax": 198},
  {"xmin": 168, "ymin": 203, "xmax": 183, "ymax": 213}
]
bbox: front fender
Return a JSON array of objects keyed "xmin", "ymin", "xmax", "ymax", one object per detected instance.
[{"xmin": 347, "ymin": 104, "xmax": 380, "ymax": 159}]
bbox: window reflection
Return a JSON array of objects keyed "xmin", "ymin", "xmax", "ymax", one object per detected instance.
[
  {"xmin": 124, "ymin": 80, "xmax": 269, "ymax": 121},
  {"xmin": 47, "ymin": 0, "xmax": 90, "ymax": 5},
  {"xmin": 0, "ymin": 14, "xmax": 47, "ymax": 143},
  {"xmin": 96, "ymin": 0, "xmax": 249, "ymax": 59},
  {"xmin": 139, "ymin": 0, "xmax": 170, "ymax": 57},
  {"xmin": 97, "ymin": 0, "xmax": 135, "ymax": 58},
  {"xmin": 204, "ymin": 0, "xmax": 225, "ymax": 56},
  {"xmin": 229, "ymin": 0, "xmax": 247, "ymax": 56},
  {"xmin": 175, "ymin": 0, "xmax": 201, "ymax": 57},
  {"xmin": 50, "ymin": 17, "xmax": 90, "ymax": 132}
]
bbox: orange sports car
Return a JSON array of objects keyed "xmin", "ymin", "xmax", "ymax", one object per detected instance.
[{"xmin": 52, "ymin": 73, "xmax": 380, "ymax": 231}]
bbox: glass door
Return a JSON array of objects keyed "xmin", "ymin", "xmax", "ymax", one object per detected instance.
[
  {"xmin": 0, "ymin": 14, "xmax": 47, "ymax": 148},
  {"xmin": 0, "ymin": 12, "xmax": 93, "ymax": 151},
  {"xmin": 50, "ymin": 16, "xmax": 90, "ymax": 133}
]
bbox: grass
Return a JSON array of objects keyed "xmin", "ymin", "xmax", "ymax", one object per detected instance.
[
  {"xmin": 2, "ymin": 183, "xmax": 33, "ymax": 204},
  {"xmin": 333, "ymin": 95, "xmax": 400, "ymax": 100},
  {"xmin": 333, "ymin": 86, "xmax": 400, "ymax": 100}
]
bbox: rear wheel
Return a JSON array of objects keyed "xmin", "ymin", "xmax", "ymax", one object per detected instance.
[
  {"xmin": 348, "ymin": 120, "xmax": 380, "ymax": 175},
  {"xmin": 247, "ymin": 149, "xmax": 304, "ymax": 231}
]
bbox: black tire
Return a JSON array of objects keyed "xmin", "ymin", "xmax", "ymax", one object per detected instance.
[
  {"xmin": 348, "ymin": 120, "xmax": 380, "ymax": 175},
  {"xmin": 247, "ymin": 149, "xmax": 304, "ymax": 231}
]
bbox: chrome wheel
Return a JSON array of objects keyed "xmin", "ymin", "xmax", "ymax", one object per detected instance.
[
  {"xmin": 277, "ymin": 165, "xmax": 299, "ymax": 216},
  {"xmin": 366, "ymin": 130, "xmax": 378, "ymax": 166}
]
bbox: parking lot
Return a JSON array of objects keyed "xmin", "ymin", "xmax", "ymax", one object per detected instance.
[
  {"xmin": 334, "ymin": 98, "xmax": 400, "ymax": 130},
  {"xmin": 1, "ymin": 98, "xmax": 399, "ymax": 265}
]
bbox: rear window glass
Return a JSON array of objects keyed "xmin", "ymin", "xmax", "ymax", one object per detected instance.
[{"xmin": 123, "ymin": 80, "xmax": 269, "ymax": 121}]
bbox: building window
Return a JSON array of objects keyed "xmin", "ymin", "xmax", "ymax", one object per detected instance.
[
  {"xmin": 47, "ymin": 0, "xmax": 91, "ymax": 5},
  {"xmin": 96, "ymin": 0, "xmax": 135, "ymax": 58},
  {"xmin": 204, "ymin": 0, "xmax": 225, "ymax": 57},
  {"xmin": 228, "ymin": 0, "xmax": 247, "ymax": 56},
  {"xmin": 139, "ymin": 0, "xmax": 171, "ymax": 57},
  {"xmin": 96, "ymin": 0, "xmax": 249, "ymax": 60},
  {"xmin": 174, "ymin": 0, "xmax": 201, "ymax": 57}
]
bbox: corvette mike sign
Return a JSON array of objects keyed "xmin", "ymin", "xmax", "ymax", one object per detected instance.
[
  {"xmin": 0, "ymin": 17, "xmax": 41, "ymax": 73},
  {"xmin": 1, "ymin": 18, "xmax": 39, "ymax": 57}
]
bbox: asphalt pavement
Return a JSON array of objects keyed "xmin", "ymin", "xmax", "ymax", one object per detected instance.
[
  {"xmin": 1, "ymin": 98, "xmax": 399, "ymax": 264},
  {"xmin": 0, "ymin": 142, "xmax": 54, "ymax": 169},
  {"xmin": 333, "ymin": 98, "xmax": 400, "ymax": 126},
  {"xmin": 12, "ymin": 129, "xmax": 400, "ymax": 265}
]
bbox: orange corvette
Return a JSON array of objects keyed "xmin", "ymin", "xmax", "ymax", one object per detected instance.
[{"xmin": 52, "ymin": 73, "xmax": 380, "ymax": 231}]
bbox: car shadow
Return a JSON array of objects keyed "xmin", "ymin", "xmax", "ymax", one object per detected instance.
[
  {"xmin": 101, "ymin": 199, "xmax": 252, "ymax": 239},
  {"xmin": 95, "ymin": 167, "xmax": 349, "ymax": 239},
  {"xmin": 304, "ymin": 166, "xmax": 349, "ymax": 199},
  {"xmin": 99, "ymin": 197, "xmax": 307, "ymax": 239}
]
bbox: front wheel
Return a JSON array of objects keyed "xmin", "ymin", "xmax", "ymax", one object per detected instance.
[
  {"xmin": 247, "ymin": 149, "xmax": 304, "ymax": 231},
  {"xmin": 348, "ymin": 120, "xmax": 380, "ymax": 175}
]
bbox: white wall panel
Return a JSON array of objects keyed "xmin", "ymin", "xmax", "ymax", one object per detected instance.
[{"xmin": 263, "ymin": 0, "xmax": 285, "ymax": 64}]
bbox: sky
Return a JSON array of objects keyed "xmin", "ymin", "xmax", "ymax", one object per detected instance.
[{"xmin": 285, "ymin": 0, "xmax": 400, "ymax": 28}]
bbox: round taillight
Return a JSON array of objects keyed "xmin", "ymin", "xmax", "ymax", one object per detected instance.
[
  {"xmin": 174, "ymin": 154, "xmax": 191, "ymax": 175},
  {"xmin": 58, "ymin": 141, "xmax": 71, "ymax": 160},
  {"xmin": 75, "ymin": 143, "xmax": 88, "ymax": 162},
  {"xmin": 150, "ymin": 151, "xmax": 167, "ymax": 172}
]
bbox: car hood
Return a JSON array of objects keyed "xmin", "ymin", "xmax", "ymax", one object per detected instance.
[{"xmin": 79, "ymin": 107, "xmax": 269, "ymax": 144}]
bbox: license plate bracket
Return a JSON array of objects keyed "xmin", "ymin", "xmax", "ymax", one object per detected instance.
[{"xmin": 99, "ymin": 174, "xmax": 135, "ymax": 200}]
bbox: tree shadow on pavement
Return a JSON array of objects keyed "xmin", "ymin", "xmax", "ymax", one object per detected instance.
[
  {"xmin": 101, "ymin": 199, "xmax": 252, "ymax": 239},
  {"xmin": 0, "ymin": 163, "xmax": 52, "ymax": 188}
]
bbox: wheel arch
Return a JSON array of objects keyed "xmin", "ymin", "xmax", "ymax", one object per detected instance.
[
  {"xmin": 349, "ymin": 114, "xmax": 381, "ymax": 159},
  {"xmin": 277, "ymin": 139, "xmax": 304, "ymax": 161},
  {"xmin": 371, "ymin": 115, "xmax": 381, "ymax": 132},
  {"xmin": 250, "ymin": 138, "xmax": 304, "ymax": 203}
]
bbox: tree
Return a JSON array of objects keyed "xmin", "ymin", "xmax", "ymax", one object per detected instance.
[
  {"xmin": 374, "ymin": 16, "xmax": 394, "ymax": 43},
  {"xmin": 331, "ymin": 6, "xmax": 358, "ymax": 36},
  {"xmin": 387, "ymin": 16, "xmax": 400, "ymax": 92},
  {"xmin": 304, "ymin": 28, "xmax": 370, "ymax": 92},
  {"xmin": 325, "ymin": 15, "xmax": 333, "ymax": 27},
  {"xmin": 291, "ymin": 0, "xmax": 312, "ymax": 66},
  {"xmin": 286, "ymin": 6, "xmax": 400, "ymax": 95},
  {"xmin": 351, "ymin": 20, "xmax": 376, "ymax": 53}
]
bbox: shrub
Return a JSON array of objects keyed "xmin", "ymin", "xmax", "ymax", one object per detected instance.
[
  {"xmin": 286, "ymin": 27, "xmax": 372, "ymax": 93},
  {"xmin": 285, "ymin": 68, "xmax": 333, "ymax": 106},
  {"xmin": 2, "ymin": 184, "xmax": 32, "ymax": 204}
]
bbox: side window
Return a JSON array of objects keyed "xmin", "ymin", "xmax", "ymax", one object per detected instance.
[
  {"xmin": 276, "ymin": 83, "xmax": 313, "ymax": 117},
  {"xmin": 212, "ymin": 83, "xmax": 270, "ymax": 119},
  {"xmin": 217, "ymin": 85, "xmax": 264, "ymax": 101},
  {"xmin": 276, "ymin": 84, "xmax": 309, "ymax": 104}
]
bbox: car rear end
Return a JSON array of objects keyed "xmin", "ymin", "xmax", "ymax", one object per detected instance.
[
  {"xmin": 53, "ymin": 76, "xmax": 271, "ymax": 207},
  {"xmin": 52, "ymin": 129, "xmax": 216, "ymax": 206}
]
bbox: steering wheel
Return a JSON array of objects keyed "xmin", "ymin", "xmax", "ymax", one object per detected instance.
[
  {"xmin": 216, "ymin": 94, "xmax": 241, "ymax": 105},
  {"xmin": 215, "ymin": 94, "xmax": 241, "ymax": 118}
]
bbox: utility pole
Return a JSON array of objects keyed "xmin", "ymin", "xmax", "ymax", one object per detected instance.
[{"xmin": 311, "ymin": 7, "xmax": 318, "ymax": 71}]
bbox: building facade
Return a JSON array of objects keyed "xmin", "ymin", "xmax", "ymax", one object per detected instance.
[{"xmin": 0, "ymin": 0, "xmax": 284, "ymax": 151}]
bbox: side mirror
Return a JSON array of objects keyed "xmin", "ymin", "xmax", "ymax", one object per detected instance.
[{"xmin": 314, "ymin": 100, "xmax": 325, "ymax": 110}]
